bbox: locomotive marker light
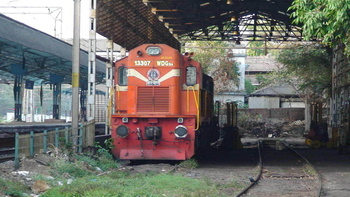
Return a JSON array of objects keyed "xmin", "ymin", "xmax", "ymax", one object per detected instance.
[
  {"xmin": 116, "ymin": 125, "xmax": 129, "ymax": 138},
  {"xmin": 137, "ymin": 50, "xmax": 143, "ymax": 57},
  {"xmin": 174, "ymin": 125, "xmax": 188, "ymax": 138},
  {"xmin": 177, "ymin": 117, "xmax": 184, "ymax": 123},
  {"xmin": 122, "ymin": 117, "xmax": 129, "ymax": 123}
]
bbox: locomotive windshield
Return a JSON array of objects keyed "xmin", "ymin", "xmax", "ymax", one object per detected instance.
[
  {"xmin": 118, "ymin": 66, "xmax": 128, "ymax": 86},
  {"xmin": 146, "ymin": 46, "xmax": 161, "ymax": 56},
  {"xmin": 186, "ymin": 66, "xmax": 197, "ymax": 86}
]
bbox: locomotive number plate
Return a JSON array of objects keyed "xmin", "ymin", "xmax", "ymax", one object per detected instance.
[{"xmin": 134, "ymin": 60, "xmax": 151, "ymax": 66}]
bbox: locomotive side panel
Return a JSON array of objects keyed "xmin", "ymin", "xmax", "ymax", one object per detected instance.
[
  {"xmin": 179, "ymin": 55, "xmax": 202, "ymax": 117},
  {"xmin": 114, "ymin": 58, "xmax": 128, "ymax": 114}
]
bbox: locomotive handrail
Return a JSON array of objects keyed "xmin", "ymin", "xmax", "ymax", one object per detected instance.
[
  {"xmin": 107, "ymin": 86, "xmax": 114, "ymax": 127},
  {"xmin": 116, "ymin": 85, "xmax": 121, "ymax": 114},
  {"xmin": 187, "ymin": 86, "xmax": 200, "ymax": 130}
]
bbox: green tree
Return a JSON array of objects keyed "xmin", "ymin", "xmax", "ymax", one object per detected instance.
[
  {"xmin": 244, "ymin": 79, "xmax": 256, "ymax": 94},
  {"xmin": 0, "ymin": 84, "xmax": 14, "ymax": 118},
  {"xmin": 247, "ymin": 41, "xmax": 266, "ymax": 56},
  {"xmin": 290, "ymin": 0, "xmax": 350, "ymax": 56},
  {"xmin": 183, "ymin": 41, "xmax": 240, "ymax": 93},
  {"xmin": 275, "ymin": 44, "xmax": 332, "ymax": 100}
]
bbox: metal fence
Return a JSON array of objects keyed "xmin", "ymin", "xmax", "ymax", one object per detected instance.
[{"xmin": 14, "ymin": 120, "xmax": 95, "ymax": 169}]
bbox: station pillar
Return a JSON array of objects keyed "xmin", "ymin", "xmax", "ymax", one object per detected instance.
[
  {"xmin": 80, "ymin": 87, "xmax": 87, "ymax": 122},
  {"xmin": 50, "ymin": 74, "xmax": 64, "ymax": 120},
  {"xmin": 14, "ymin": 75, "xmax": 23, "ymax": 121},
  {"xmin": 11, "ymin": 64, "xmax": 27, "ymax": 121}
]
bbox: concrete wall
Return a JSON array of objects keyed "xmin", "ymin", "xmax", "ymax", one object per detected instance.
[
  {"xmin": 249, "ymin": 96, "xmax": 280, "ymax": 108},
  {"xmin": 281, "ymin": 101, "xmax": 305, "ymax": 108},
  {"xmin": 238, "ymin": 108, "xmax": 304, "ymax": 123},
  {"xmin": 214, "ymin": 94, "xmax": 245, "ymax": 104}
]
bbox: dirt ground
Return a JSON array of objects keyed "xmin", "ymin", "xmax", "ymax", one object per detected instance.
[{"xmin": 1, "ymin": 136, "xmax": 350, "ymax": 196}]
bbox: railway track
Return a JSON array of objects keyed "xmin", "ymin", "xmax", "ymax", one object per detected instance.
[
  {"xmin": 0, "ymin": 147, "xmax": 15, "ymax": 163},
  {"xmin": 0, "ymin": 135, "xmax": 15, "ymax": 163},
  {"xmin": 237, "ymin": 139, "xmax": 322, "ymax": 197}
]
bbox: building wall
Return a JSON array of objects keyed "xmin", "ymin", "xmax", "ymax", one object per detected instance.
[
  {"xmin": 215, "ymin": 94, "xmax": 244, "ymax": 103},
  {"xmin": 238, "ymin": 108, "xmax": 305, "ymax": 123},
  {"xmin": 233, "ymin": 54, "xmax": 246, "ymax": 91},
  {"xmin": 248, "ymin": 96, "xmax": 280, "ymax": 108},
  {"xmin": 281, "ymin": 101, "xmax": 305, "ymax": 108}
]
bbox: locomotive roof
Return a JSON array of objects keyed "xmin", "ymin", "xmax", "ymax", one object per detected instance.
[{"xmin": 97, "ymin": 0, "xmax": 302, "ymax": 51}]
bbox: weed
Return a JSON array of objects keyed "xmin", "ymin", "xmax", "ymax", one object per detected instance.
[
  {"xmin": 0, "ymin": 178, "xmax": 30, "ymax": 197},
  {"xmin": 220, "ymin": 179, "xmax": 246, "ymax": 189},
  {"xmin": 178, "ymin": 158, "xmax": 199, "ymax": 169},
  {"xmin": 303, "ymin": 164, "xmax": 317, "ymax": 176},
  {"xmin": 75, "ymin": 143, "xmax": 120, "ymax": 171},
  {"xmin": 50, "ymin": 158, "xmax": 94, "ymax": 178}
]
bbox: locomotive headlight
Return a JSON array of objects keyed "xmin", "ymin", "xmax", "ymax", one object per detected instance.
[
  {"xmin": 174, "ymin": 125, "xmax": 188, "ymax": 138},
  {"xmin": 116, "ymin": 125, "xmax": 129, "ymax": 138},
  {"xmin": 146, "ymin": 46, "xmax": 161, "ymax": 56}
]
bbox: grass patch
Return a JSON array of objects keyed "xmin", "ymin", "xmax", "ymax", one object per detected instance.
[
  {"xmin": 41, "ymin": 173, "xmax": 224, "ymax": 197},
  {"xmin": 220, "ymin": 179, "xmax": 246, "ymax": 190},
  {"xmin": 50, "ymin": 159, "xmax": 94, "ymax": 178},
  {"xmin": 49, "ymin": 144, "xmax": 120, "ymax": 179},
  {"xmin": 178, "ymin": 158, "xmax": 199, "ymax": 169},
  {"xmin": 0, "ymin": 177, "xmax": 30, "ymax": 197},
  {"xmin": 303, "ymin": 164, "xmax": 317, "ymax": 176}
]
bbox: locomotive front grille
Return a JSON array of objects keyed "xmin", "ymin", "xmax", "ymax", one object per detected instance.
[{"xmin": 137, "ymin": 87, "xmax": 169, "ymax": 112}]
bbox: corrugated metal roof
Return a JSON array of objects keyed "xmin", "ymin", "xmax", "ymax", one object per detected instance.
[
  {"xmin": 0, "ymin": 14, "xmax": 106, "ymax": 85},
  {"xmin": 245, "ymin": 56, "xmax": 281, "ymax": 72},
  {"xmin": 250, "ymin": 85, "xmax": 299, "ymax": 97},
  {"xmin": 96, "ymin": 0, "xmax": 303, "ymax": 49},
  {"xmin": 97, "ymin": 0, "xmax": 180, "ymax": 51}
]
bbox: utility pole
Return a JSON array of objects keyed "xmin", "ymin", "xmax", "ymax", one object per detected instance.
[{"xmin": 71, "ymin": 0, "xmax": 81, "ymax": 151}]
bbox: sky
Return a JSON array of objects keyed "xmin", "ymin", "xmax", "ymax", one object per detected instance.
[{"xmin": 0, "ymin": 0, "xmax": 92, "ymax": 38}]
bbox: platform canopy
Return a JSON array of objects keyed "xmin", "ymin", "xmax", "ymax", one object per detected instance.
[
  {"xmin": 0, "ymin": 14, "xmax": 106, "ymax": 85},
  {"xmin": 97, "ymin": 0, "xmax": 302, "ymax": 51}
]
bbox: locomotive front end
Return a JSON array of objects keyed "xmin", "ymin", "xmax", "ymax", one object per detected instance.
[{"xmin": 111, "ymin": 44, "xmax": 198, "ymax": 160}]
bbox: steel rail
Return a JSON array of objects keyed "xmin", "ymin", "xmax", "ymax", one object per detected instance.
[
  {"xmin": 280, "ymin": 140, "xmax": 323, "ymax": 197},
  {"xmin": 235, "ymin": 140, "xmax": 263, "ymax": 197},
  {"xmin": 235, "ymin": 139, "xmax": 322, "ymax": 197}
]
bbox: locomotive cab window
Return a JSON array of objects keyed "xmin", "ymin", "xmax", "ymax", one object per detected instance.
[
  {"xmin": 118, "ymin": 66, "xmax": 128, "ymax": 86},
  {"xmin": 186, "ymin": 66, "xmax": 197, "ymax": 86},
  {"xmin": 146, "ymin": 46, "xmax": 161, "ymax": 56}
]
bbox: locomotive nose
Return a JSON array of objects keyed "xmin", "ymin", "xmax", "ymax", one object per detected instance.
[{"xmin": 145, "ymin": 126, "xmax": 162, "ymax": 140}]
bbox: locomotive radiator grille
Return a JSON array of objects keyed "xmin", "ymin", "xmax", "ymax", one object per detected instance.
[{"xmin": 137, "ymin": 87, "xmax": 169, "ymax": 112}]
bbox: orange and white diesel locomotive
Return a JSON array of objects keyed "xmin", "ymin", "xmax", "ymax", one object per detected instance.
[{"xmin": 111, "ymin": 44, "xmax": 217, "ymax": 160}]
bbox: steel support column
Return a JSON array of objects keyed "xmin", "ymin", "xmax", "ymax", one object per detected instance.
[
  {"xmin": 80, "ymin": 88, "xmax": 87, "ymax": 121},
  {"xmin": 50, "ymin": 74, "xmax": 64, "ymax": 120},
  {"xmin": 52, "ymin": 83, "xmax": 61, "ymax": 119},
  {"xmin": 14, "ymin": 75, "xmax": 23, "ymax": 121},
  {"xmin": 11, "ymin": 64, "xmax": 27, "ymax": 122},
  {"xmin": 87, "ymin": 0, "xmax": 97, "ymax": 121},
  {"xmin": 105, "ymin": 40, "xmax": 113, "ymax": 134}
]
